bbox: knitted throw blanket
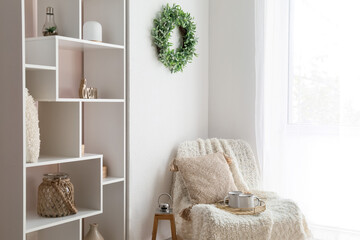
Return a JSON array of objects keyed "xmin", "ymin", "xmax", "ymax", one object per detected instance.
[{"xmin": 171, "ymin": 138, "xmax": 312, "ymax": 240}]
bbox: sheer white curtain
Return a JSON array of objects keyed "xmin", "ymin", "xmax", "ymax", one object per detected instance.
[
  {"xmin": 255, "ymin": 0, "xmax": 360, "ymax": 239},
  {"xmin": 255, "ymin": 0, "xmax": 290, "ymax": 191}
]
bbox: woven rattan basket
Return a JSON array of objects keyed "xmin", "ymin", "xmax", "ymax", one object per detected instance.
[
  {"xmin": 37, "ymin": 173, "xmax": 78, "ymax": 218},
  {"xmin": 215, "ymin": 200, "xmax": 266, "ymax": 215}
]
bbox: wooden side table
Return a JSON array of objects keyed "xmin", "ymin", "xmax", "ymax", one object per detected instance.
[{"xmin": 152, "ymin": 209, "xmax": 177, "ymax": 240}]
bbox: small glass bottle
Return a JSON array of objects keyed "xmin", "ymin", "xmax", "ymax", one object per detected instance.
[{"xmin": 42, "ymin": 7, "xmax": 58, "ymax": 36}]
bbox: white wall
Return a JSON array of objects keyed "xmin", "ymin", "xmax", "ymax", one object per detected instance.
[
  {"xmin": 127, "ymin": 0, "xmax": 209, "ymax": 239},
  {"xmin": 208, "ymin": 0, "xmax": 257, "ymax": 154}
]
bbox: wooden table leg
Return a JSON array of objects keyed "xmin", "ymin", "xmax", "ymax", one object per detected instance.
[
  {"xmin": 152, "ymin": 215, "xmax": 159, "ymax": 240},
  {"xmin": 169, "ymin": 214, "xmax": 177, "ymax": 240}
]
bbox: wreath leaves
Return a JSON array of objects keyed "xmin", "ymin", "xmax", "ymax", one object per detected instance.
[{"xmin": 152, "ymin": 4, "xmax": 198, "ymax": 73}]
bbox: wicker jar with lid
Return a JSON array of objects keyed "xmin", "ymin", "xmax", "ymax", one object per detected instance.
[{"xmin": 37, "ymin": 173, "xmax": 78, "ymax": 218}]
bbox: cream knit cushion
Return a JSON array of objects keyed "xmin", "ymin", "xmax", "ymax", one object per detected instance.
[
  {"xmin": 25, "ymin": 88, "xmax": 40, "ymax": 163},
  {"xmin": 174, "ymin": 152, "xmax": 237, "ymax": 204}
]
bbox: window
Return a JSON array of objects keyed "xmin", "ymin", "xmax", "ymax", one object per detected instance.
[
  {"xmin": 259, "ymin": 1, "xmax": 360, "ymax": 239},
  {"xmin": 289, "ymin": 0, "xmax": 360, "ymax": 127},
  {"xmin": 284, "ymin": 1, "xmax": 360, "ymax": 237}
]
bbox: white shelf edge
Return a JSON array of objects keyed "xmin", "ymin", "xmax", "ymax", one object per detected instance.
[
  {"xmin": 26, "ymin": 153, "xmax": 103, "ymax": 168},
  {"xmin": 26, "ymin": 208, "xmax": 102, "ymax": 233},
  {"xmin": 56, "ymin": 98, "xmax": 125, "ymax": 103},
  {"xmin": 102, "ymin": 177, "xmax": 125, "ymax": 186},
  {"xmin": 25, "ymin": 64, "xmax": 56, "ymax": 71},
  {"xmin": 31, "ymin": 99, "xmax": 125, "ymax": 103},
  {"xmin": 26, "ymin": 36, "xmax": 125, "ymax": 49}
]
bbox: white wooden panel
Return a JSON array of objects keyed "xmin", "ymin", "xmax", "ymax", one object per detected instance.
[
  {"xmin": 27, "ymin": 208, "xmax": 101, "ymax": 234},
  {"xmin": 26, "ymin": 38, "xmax": 56, "ymax": 66},
  {"xmin": 0, "ymin": 0, "xmax": 25, "ymax": 239},
  {"xmin": 84, "ymin": 102, "xmax": 125, "ymax": 178},
  {"xmin": 26, "ymin": 64, "xmax": 56, "ymax": 71},
  {"xmin": 38, "ymin": 102, "xmax": 81, "ymax": 157},
  {"xmin": 37, "ymin": 0, "xmax": 81, "ymax": 38},
  {"xmin": 85, "ymin": 183, "xmax": 125, "ymax": 240},
  {"xmin": 37, "ymin": 220, "xmax": 81, "ymax": 240},
  {"xmin": 84, "ymin": 49, "xmax": 124, "ymax": 99},
  {"xmin": 60, "ymin": 158, "xmax": 102, "ymax": 210},
  {"xmin": 103, "ymin": 177, "xmax": 124, "ymax": 185},
  {"xmin": 58, "ymin": 36, "xmax": 124, "ymax": 50},
  {"xmin": 26, "ymin": 153, "xmax": 102, "ymax": 168},
  {"xmin": 57, "ymin": 99, "xmax": 124, "ymax": 103},
  {"xmin": 26, "ymin": 69, "xmax": 57, "ymax": 100},
  {"xmin": 84, "ymin": 0, "xmax": 125, "ymax": 45}
]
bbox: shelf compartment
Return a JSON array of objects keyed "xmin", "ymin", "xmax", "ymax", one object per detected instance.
[
  {"xmin": 85, "ymin": 182, "xmax": 125, "ymax": 239},
  {"xmin": 26, "ymin": 66, "xmax": 57, "ymax": 101},
  {"xmin": 81, "ymin": 48, "xmax": 125, "ymax": 100},
  {"xmin": 84, "ymin": 102, "xmax": 125, "ymax": 179},
  {"xmin": 26, "ymin": 37, "xmax": 56, "ymax": 67},
  {"xmin": 25, "ymin": 0, "xmax": 125, "ymax": 44},
  {"xmin": 26, "ymin": 158, "xmax": 102, "ymax": 233},
  {"xmin": 38, "ymin": 102, "xmax": 81, "ymax": 158},
  {"xmin": 36, "ymin": 0, "xmax": 81, "ymax": 38},
  {"xmin": 25, "ymin": 36, "xmax": 125, "ymax": 101},
  {"xmin": 26, "ymin": 153, "xmax": 102, "ymax": 168},
  {"xmin": 58, "ymin": 39, "xmax": 125, "ymax": 100},
  {"xmin": 84, "ymin": 0, "xmax": 125, "ymax": 46},
  {"xmin": 103, "ymin": 177, "xmax": 125, "ymax": 186},
  {"xmin": 60, "ymin": 159, "xmax": 103, "ymax": 211},
  {"xmin": 26, "ymin": 220, "xmax": 81, "ymax": 240}
]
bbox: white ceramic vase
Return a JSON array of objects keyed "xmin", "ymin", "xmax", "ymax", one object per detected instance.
[{"xmin": 84, "ymin": 223, "xmax": 104, "ymax": 240}]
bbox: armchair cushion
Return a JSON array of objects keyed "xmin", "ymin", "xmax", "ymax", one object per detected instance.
[{"xmin": 174, "ymin": 152, "xmax": 237, "ymax": 205}]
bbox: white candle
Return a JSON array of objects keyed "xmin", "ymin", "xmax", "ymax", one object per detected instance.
[{"xmin": 83, "ymin": 21, "xmax": 102, "ymax": 42}]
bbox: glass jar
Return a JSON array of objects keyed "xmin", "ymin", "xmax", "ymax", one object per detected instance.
[
  {"xmin": 37, "ymin": 172, "xmax": 77, "ymax": 217},
  {"xmin": 42, "ymin": 7, "xmax": 58, "ymax": 36}
]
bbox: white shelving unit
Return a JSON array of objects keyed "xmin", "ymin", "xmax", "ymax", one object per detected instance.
[{"xmin": 0, "ymin": 0, "xmax": 126, "ymax": 239}]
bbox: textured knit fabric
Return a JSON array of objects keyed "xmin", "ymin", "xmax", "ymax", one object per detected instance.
[
  {"xmin": 171, "ymin": 138, "xmax": 312, "ymax": 240},
  {"xmin": 25, "ymin": 88, "xmax": 40, "ymax": 163},
  {"xmin": 174, "ymin": 152, "xmax": 237, "ymax": 204}
]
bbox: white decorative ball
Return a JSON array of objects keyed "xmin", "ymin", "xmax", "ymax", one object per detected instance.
[{"xmin": 83, "ymin": 21, "xmax": 102, "ymax": 42}]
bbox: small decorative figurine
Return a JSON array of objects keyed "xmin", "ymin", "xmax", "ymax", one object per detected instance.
[
  {"xmin": 79, "ymin": 78, "xmax": 88, "ymax": 98},
  {"xmin": 79, "ymin": 79, "xmax": 98, "ymax": 99}
]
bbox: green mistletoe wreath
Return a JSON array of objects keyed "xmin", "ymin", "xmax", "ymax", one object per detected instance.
[{"xmin": 152, "ymin": 4, "xmax": 198, "ymax": 73}]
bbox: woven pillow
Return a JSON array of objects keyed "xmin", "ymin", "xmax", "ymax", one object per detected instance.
[{"xmin": 173, "ymin": 152, "xmax": 237, "ymax": 204}]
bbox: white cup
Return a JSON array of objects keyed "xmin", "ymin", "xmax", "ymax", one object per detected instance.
[
  {"xmin": 224, "ymin": 192, "xmax": 261, "ymax": 208},
  {"xmin": 224, "ymin": 191, "xmax": 243, "ymax": 208}
]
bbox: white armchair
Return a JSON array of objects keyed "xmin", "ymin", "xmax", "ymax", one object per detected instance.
[{"xmin": 171, "ymin": 138, "xmax": 312, "ymax": 240}]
